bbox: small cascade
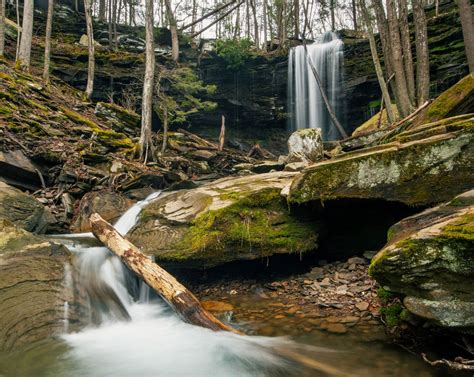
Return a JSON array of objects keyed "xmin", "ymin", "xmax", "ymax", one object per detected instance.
[{"xmin": 288, "ymin": 31, "xmax": 345, "ymax": 140}]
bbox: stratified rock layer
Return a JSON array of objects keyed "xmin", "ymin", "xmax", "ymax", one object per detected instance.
[
  {"xmin": 0, "ymin": 220, "xmax": 76, "ymax": 351},
  {"xmin": 369, "ymin": 190, "xmax": 474, "ymax": 331},
  {"xmin": 288, "ymin": 115, "xmax": 474, "ymax": 206},
  {"xmin": 129, "ymin": 172, "xmax": 319, "ymax": 268}
]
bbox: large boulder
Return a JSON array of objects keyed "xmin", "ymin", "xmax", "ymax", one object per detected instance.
[
  {"xmin": 287, "ymin": 128, "xmax": 324, "ymax": 163},
  {"xmin": 0, "ymin": 220, "xmax": 77, "ymax": 351},
  {"xmin": 0, "ymin": 182, "xmax": 51, "ymax": 233},
  {"xmin": 71, "ymin": 190, "xmax": 134, "ymax": 232},
  {"xmin": 289, "ymin": 115, "xmax": 474, "ymax": 206},
  {"xmin": 369, "ymin": 190, "xmax": 474, "ymax": 331},
  {"xmin": 128, "ymin": 172, "xmax": 320, "ymax": 268}
]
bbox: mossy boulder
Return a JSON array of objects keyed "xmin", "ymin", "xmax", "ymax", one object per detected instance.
[
  {"xmin": 0, "ymin": 182, "xmax": 51, "ymax": 233},
  {"xmin": 0, "ymin": 220, "xmax": 77, "ymax": 351},
  {"xmin": 288, "ymin": 116, "xmax": 474, "ymax": 206},
  {"xmin": 128, "ymin": 172, "xmax": 320, "ymax": 268},
  {"xmin": 414, "ymin": 73, "xmax": 474, "ymax": 127},
  {"xmin": 369, "ymin": 190, "xmax": 474, "ymax": 331},
  {"xmin": 352, "ymin": 104, "xmax": 399, "ymax": 137}
]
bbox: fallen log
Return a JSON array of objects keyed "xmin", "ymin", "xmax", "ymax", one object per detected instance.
[
  {"xmin": 89, "ymin": 213, "xmax": 240, "ymax": 333},
  {"xmin": 90, "ymin": 213, "xmax": 346, "ymax": 376}
]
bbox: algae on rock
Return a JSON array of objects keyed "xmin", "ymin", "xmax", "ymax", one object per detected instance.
[
  {"xmin": 369, "ymin": 190, "xmax": 474, "ymax": 331},
  {"xmin": 128, "ymin": 172, "xmax": 320, "ymax": 268}
]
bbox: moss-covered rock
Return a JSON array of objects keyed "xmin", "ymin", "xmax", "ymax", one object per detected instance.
[
  {"xmin": 369, "ymin": 190, "xmax": 474, "ymax": 331},
  {"xmin": 288, "ymin": 116, "xmax": 474, "ymax": 206},
  {"xmin": 0, "ymin": 220, "xmax": 77, "ymax": 351},
  {"xmin": 128, "ymin": 172, "xmax": 319, "ymax": 268},
  {"xmin": 352, "ymin": 104, "xmax": 399, "ymax": 137},
  {"xmin": 0, "ymin": 182, "xmax": 51, "ymax": 233}
]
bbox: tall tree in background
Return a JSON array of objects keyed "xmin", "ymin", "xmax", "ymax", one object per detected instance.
[
  {"xmin": 250, "ymin": 0, "xmax": 259, "ymax": 47},
  {"xmin": 457, "ymin": 0, "xmax": 474, "ymax": 72},
  {"xmin": 386, "ymin": 0, "xmax": 412, "ymax": 117},
  {"xmin": 164, "ymin": 0, "xmax": 179, "ymax": 62},
  {"xmin": 399, "ymin": 0, "xmax": 415, "ymax": 105},
  {"xmin": 43, "ymin": 0, "xmax": 54, "ymax": 83},
  {"xmin": 84, "ymin": 0, "xmax": 95, "ymax": 99},
  {"xmin": 359, "ymin": 0, "xmax": 396, "ymax": 123},
  {"xmin": 352, "ymin": 0, "xmax": 357, "ymax": 30},
  {"xmin": 18, "ymin": 0, "xmax": 34, "ymax": 70},
  {"xmin": 412, "ymin": 0, "xmax": 429, "ymax": 105},
  {"xmin": 294, "ymin": 0, "xmax": 300, "ymax": 37},
  {"xmin": 99, "ymin": 0, "xmax": 106, "ymax": 21},
  {"xmin": 330, "ymin": 0, "xmax": 336, "ymax": 30},
  {"xmin": 139, "ymin": 0, "xmax": 156, "ymax": 160},
  {"xmin": 0, "ymin": 0, "xmax": 5, "ymax": 56}
]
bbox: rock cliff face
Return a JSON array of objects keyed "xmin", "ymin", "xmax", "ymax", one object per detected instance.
[{"xmin": 13, "ymin": 0, "xmax": 467, "ymax": 151}]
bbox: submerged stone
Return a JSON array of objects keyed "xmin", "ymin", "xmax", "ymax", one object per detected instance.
[
  {"xmin": 129, "ymin": 172, "xmax": 320, "ymax": 268},
  {"xmin": 369, "ymin": 190, "xmax": 474, "ymax": 331}
]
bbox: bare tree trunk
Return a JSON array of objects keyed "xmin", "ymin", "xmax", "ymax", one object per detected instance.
[
  {"xmin": 250, "ymin": 0, "xmax": 259, "ymax": 47},
  {"xmin": 84, "ymin": 0, "xmax": 95, "ymax": 99},
  {"xmin": 90, "ymin": 214, "xmax": 239, "ymax": 333},
  {"xmin": 99, "ymin": 0, "xmax": 106, "ymax": 21},
  {"xmin": 218, "ymin": 115, "xmax": 225, "ymax": 151},
  {"xmin": 0, "ymin": 0, "xmax": 5, "ymax": 56},
  {"xmin": 457, "ymin": 0, "xmax": 474, "ymax": 72},
  {"xmin": 190, "ymin": 2, "xmax": 244, "ymax": 38},
  {"xmin": 234, "ymin": 4, "xmax": 240, "ymax": 38},
  {"xmin": 139, "ymin": 0, "xmax": 155, "ymax": 161},
  {"xmin": 108, "ymin": 0, "xmax": 113, "ymax": 47},
  {"xmin": 191, "ymin": 0, "xmax": 197, "ymax": 34},
  {"xmin": 330, "ymin": 0, "xmax": 335, "ymax": 30},
  {"xmin": 303, "ymin": 41, "xmax": 348, "ymax": 138},
  {"xmin": 18, "ymin": 0, "xmax": 34, "ymax": 70},
  {"xmin": 359, "ymin": 0, "xmax": 396, "ymax": 123},
  {"xmin": 15, "ymin": 0, "xmax": 20, "ymax": 59},
  {"xmin": 398, "ymin": 0, "xmax": 415, "ymax": 105},
  {"xmin": 352, "ymin": 0, "xmax": 357, "ymax": 31},
  {"xmin": 413, "ymin": 0, "xmax": 430, "ymax": 105},
  {"xmin": 294, "ymin": 0, "xmax": 300, "ymax": 37},
  {"xmin": 262, "ymin": 0, "xmax": 267, "ymax": 49},
  {"xmin": 245, "ymin": 0, "xmax": 250, "ymax": 38},
  {"xmin": 112, "ymin": 0, "xmax": 118, "ymax": 49},
  {"xmin": 386, "ymin": 0, "xmax": 413, "ymax": 117},
  {"xmin": 43, "ymin": 0, "xmax": 54, "ymax": 84},
  {"xmin": 164, "ymin": 0, "xmax": 179, "ymax": 62}
]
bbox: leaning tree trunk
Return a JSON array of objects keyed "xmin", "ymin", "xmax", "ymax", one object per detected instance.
[
  {"xmin": 398, "ymin": 0, "xmax": 415, "ymax": 105},
  {"xmin": 84, "ymin": 0, "xmax": 95, "ymax": 99},
  {"xmin": 359, "ymin": 0, "xmax": 396, "ymax": 123},
  {"xmin": 456, "ymin": 0, "xmax": 474, "ymax": 72},
  {"xmin": 386, "ymin": 0, "xmax": 413, "ymax": 117},
  {"xmin": 90, "ymin": 213, "xmax": 239, "ymax": 333},
  {"xmin": 89, "ymin": 213, "xmax": 347, "ymax": 376},
  {"xmin": 412, "ymin": 0, "xmax": 430, "ymax": 105},
  {"xmin": 18, "ymin": 0, "xmax": 34, "ymax": 70},
  {"xmin": 139, "ymin": 0, "xmax": 155, "ymax": 161},
  {"xmin": 43, "ymin": 0, "xmax": 54, "ymax": 84}
]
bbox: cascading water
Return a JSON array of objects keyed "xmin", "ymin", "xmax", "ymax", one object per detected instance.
[
  {"xmin": 46, "ymin": 191, "xmax": 298, "ymax": 376},
  {"xmin": 288, "ymin": 32, "xmax": 345, "ymax": 140}
]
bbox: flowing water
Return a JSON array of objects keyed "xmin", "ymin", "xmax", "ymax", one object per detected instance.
[
  {"xmin": 0, "ymin": 191, "xmax": 449, "ymax": 376},
  {"xmin": 288, "ymin": 32, "xmax": 345, "ymax": 140}
]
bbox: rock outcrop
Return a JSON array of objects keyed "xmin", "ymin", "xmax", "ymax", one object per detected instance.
[
  {"xmin": 287, "ymin": 128, "xmax": 324, "ymax": 163},
  {"xmin": 0, "ymin": 182, "xmax": 51, "ymax": 233},
  {"xmin": 369, "ymin": 190, "xmax": 474, "ymax": 331},
  {"xmin": 129, "ymin": 171, "xmax": 319, "ymax": 268},
  {"xmin": 0, "ymin": 220, "xmax": 77, "ymax": 351},
  {"xmin": 288, "ymin": 115, "xmax": 474, "ymax": 206}
]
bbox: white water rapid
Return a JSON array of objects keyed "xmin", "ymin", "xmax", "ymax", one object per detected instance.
[
  {"xmin": 288, "ymin": 31, "xmax": 345, "ymax": 140},
  {"xmin": 53, "ymin": 191, "xmax": 301, "ymax": 377}
]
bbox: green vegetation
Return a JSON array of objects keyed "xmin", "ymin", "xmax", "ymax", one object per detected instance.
[{"xmin": 216, "ymin": 38, "xmax": 253, "ymax": 70}]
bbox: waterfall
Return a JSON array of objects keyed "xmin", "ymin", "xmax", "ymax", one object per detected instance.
[{"xmin": 288, "ymin": 32, "xmax": 345, "ymax": 140}]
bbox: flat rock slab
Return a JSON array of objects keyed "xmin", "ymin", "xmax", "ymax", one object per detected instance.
[
  {"xmin": 289, "ymin": 119, "xmax": 474, "ymax": 206},
  {"xmin": 129, "ymin": 171, "xmax": 320, "ymax": 268},
  {"xmin": 369, "ymin": 190, "xmax": 474, "ymax": 331}
]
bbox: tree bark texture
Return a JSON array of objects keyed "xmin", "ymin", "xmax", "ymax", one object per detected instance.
[
  {"xmin": 413, "ymin": 0, "xmax": 430, "ymax": 105},
  {"xmin": 18, "ymin": 0, "xmax": 34, "ymax": 70},
  {"xmin": 398, "ymin": 0, "xmax": 415, "ymax": 105},
  {"xmin": 456, "ymin": 0, "xmax": 474, "ymax": 72},
  {"xmin": 0, "ymin": 0, "xmax": 5, "ymax": 56},
  {"xmin": 84, "ymin": 0, "xmax": 95, "ymax": 99},
  {"xmin": 43, "ymin": 0, "xmax": 54, "ymax": 83}
]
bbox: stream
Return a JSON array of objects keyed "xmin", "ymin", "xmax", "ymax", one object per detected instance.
[{"xmin": 0, "ymin": 192, "xmax": 449, "ymax": 376}]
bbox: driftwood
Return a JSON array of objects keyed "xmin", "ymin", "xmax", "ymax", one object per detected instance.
[
  {"xmin": 218, "ymin": 115, "xmax": 225, "ymax": 152},
  {"xmin": 422, "ymin": 353, "xmax": 474, "ymax": 371},
  {"xmin": 90, "ymin": 213, "xmax": 346, "ymax": 376},
  {"xmin": 90, "ymin": 213, "xmax": 239, "ymax": 333}
]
